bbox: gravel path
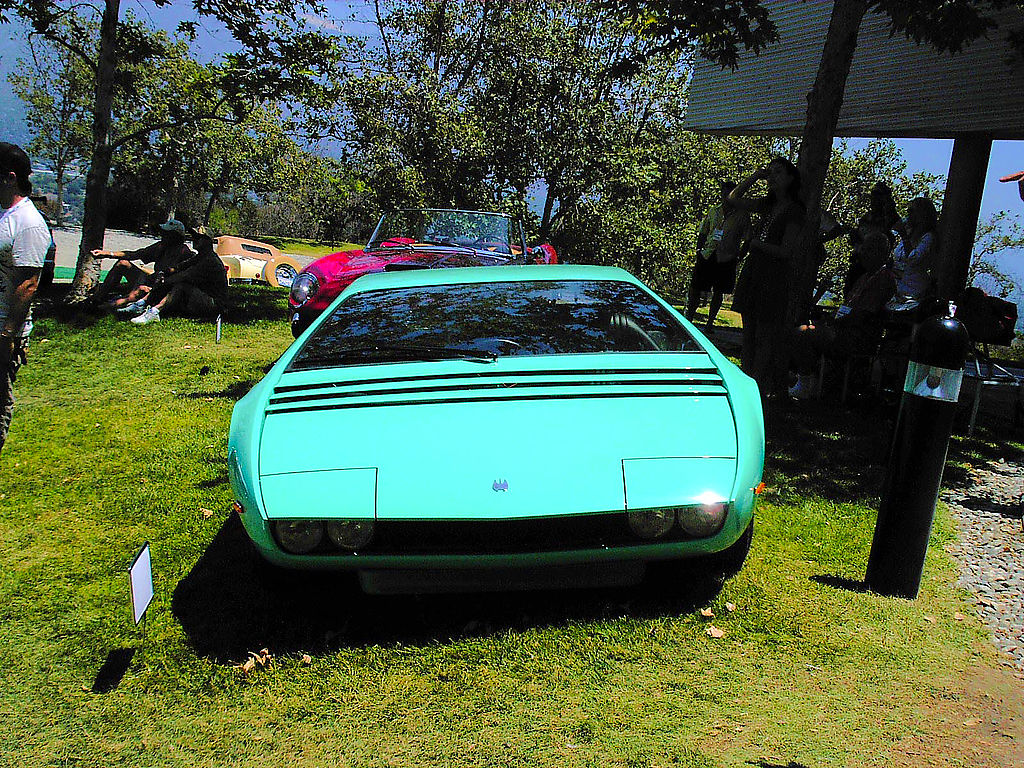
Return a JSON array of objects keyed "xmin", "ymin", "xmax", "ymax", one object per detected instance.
[{"xmin": 943, "ymin": 462, "xmax": 1024, "ymax": 672}]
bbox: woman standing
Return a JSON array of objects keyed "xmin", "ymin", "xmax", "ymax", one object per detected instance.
[
  {"xmin": 891, "ymin": 197, "xmax": 939, "ymax": 302},
  {"xmin": 729, "ymin": 157, "xmax": 806, "ymax": 400}
]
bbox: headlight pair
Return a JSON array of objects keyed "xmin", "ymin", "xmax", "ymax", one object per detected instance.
[
  {"xmin": 626, "ymin": 502, "xmax": 728, "ymax": 540},
  {"xmin": 274, "ymin": 519, "xmax": 374, "ymax": 554}
]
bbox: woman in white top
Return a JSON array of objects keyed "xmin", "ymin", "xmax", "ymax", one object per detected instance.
[{"xmin": 891, "ymin": 197, "xmax": 939, "ymax": 301}]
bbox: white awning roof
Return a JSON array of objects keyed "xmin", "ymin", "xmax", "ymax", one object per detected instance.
[{"xmin": 685, "ymin": 1, "xmax": 1024, "ymax": 139}]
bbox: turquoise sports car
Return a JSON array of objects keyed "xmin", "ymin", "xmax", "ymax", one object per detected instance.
[{"xmin": 228, "ymin": 265, "xmax": 764, "ymax": 593}]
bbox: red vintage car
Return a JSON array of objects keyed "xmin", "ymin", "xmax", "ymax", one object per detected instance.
[{"xmin": 288, "ymin": 209, "xmax": 557, "ymax": 336}]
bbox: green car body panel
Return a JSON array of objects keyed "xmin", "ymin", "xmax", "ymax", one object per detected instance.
[{"xmin": 228, "ymin": 265, "xmax": 764, "ymax": 587}]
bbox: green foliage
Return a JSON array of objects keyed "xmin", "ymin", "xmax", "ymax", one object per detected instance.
[
  {"xmin": 7, "ymin": 17, "xmax": 93, "ymax": 225},
  {"xmin": 968, "ymin": 210, "xmax": 1024, "ymax": 298}
]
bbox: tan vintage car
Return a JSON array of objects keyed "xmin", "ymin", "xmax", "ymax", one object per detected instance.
[{"xmin": 217, "ymin": 236, "xmax": 302, "ymax": 289}]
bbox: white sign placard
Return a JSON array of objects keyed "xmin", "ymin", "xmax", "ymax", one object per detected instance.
[{"xmin": 129, "ymin": 543, "xmax": 153, "ymax": 625}]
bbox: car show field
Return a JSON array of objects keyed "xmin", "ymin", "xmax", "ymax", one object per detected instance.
[{"xmin": 1, "ymin": 285, "xmax": 1020, "ymax": 767}]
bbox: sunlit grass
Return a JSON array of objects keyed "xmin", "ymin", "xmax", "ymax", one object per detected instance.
[{"xmin": 0, "ymin": 286, "xmax": 1012, "ymax": 767}]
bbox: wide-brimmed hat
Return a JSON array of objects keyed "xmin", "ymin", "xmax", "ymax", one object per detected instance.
[{"xmin": 159, "ymin": 219, "xmax": 186, "ymax": 235}]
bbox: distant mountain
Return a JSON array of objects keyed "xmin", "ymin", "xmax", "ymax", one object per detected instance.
[
  {"xmin": 0, "ymin": 90, "xmax": 30, "ymax": 147},
  {"xmin": 1, "ymin": 19, "xmax": 31, "ymax": 147}
]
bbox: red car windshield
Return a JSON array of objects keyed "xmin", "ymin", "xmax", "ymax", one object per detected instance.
[
  {"xmin": 288, "ymin": 279, "xmax": 700, "ymax": 370},
  {"xmin": 367, "ymin": 210, "xmax": 523, "ymax": 256}
]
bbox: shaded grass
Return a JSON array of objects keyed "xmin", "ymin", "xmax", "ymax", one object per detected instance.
[{"xmin": 0, "ymin": 289, "xmax": 1016, "ymax": 767}]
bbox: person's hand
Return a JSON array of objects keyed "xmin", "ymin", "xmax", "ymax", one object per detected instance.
[{"xmin": 91, "ymin": 249, "xmax": 109, "ymax": 258}]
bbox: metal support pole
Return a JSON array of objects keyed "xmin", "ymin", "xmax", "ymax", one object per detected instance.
[{"xmin": 865, "ymin": 314, "xmax": 970, "ymax": 598}]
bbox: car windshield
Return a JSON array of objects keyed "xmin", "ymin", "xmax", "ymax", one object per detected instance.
[
  {"xmin": 288, "ymin": 279, "xmax": 700, "ymax": 371},
  {"xmin": 366, "ymin": 210, "xmax": 523, "ymax": 256}
]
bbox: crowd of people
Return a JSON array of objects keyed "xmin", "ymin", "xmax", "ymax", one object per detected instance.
[
  {"xmin": 88, "ymin": 218, "xmax": 228, "ymax": 324},
  {"xmin": 687, "ymin": 157, "xmax": 942, "ymax": 405}
]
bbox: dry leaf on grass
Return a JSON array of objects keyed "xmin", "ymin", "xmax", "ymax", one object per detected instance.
[
  {"xmin": 700, "ymin": 607, "xmax": 714, "ymax": 618},
  {"xmin": 954, "ymin": 612, "xmax": 967, "ymax": 622},
  {"xmin": 923, "ymin": 616, "xmax": 936, "ymax": 624},
  {"xmin": 301, "ymin": 654, "xmax": 312, "ymax": 665},
  {"xmin": 725, "ymin": 602, "xmax": 736, "ymax": 612},
  {"xmin": 238, "ymin": 648, "xmax": 274, "ymax": 676},
  {"xmin": 706, "ymin": 625, "xmax": 725, "ymax": 639},
  {"xmin": 200, "ymin": 508, "xmax": 214, "ymax": 519}
]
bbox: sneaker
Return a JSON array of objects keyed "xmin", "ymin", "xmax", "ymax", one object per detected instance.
[
  {"xmin": 130, "ymin": 306, "xmax": 160, "ymax": 325},
  {"xmin": 788, "ymin": 374, "xmax": 818, "ymax": 400},
  {"xmin": 115, "ymin": 299, "xmax": 148, "ymax": 316}
]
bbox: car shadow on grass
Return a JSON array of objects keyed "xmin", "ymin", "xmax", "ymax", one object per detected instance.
[
  {"xmin": 175, "ymin": 379, "xmax": 259, "ymax": 401},
  {"xmin": 171, "ymin": 515, "xmax": 729, "ymax": 664}
]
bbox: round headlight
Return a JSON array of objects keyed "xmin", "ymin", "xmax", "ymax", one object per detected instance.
[
  {"xmin": 326, "ymin": 519, "xmax": 375, "ymax": 550},
  {"xmin": 627, "ymin": 508, "xmax": 675, "ymax": 540},
  {"xmin": 289, "ymin": 272, "xmax": 319, "ymax": 307},
  {"xmin": 677, "ymin": 502, "xmax": 727, "ymax": 538},
  {"xmin": 274, "ymin": 520, "xmax": 324, "ymax": 554}
]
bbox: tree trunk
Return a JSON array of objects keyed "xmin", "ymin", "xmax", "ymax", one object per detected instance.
[
  {"xmin": 54, "ymin": 164, "xmax": 65, "ymax": 228},
  {"xmin": 793, "ymin": 0, "xmax": 868, "ymax": 318},
  {"xmin": 203, "ymin": 163, "xmax": 232, "ymax": 226},
  {"xmin": 69, "ymin": 0, "xmax": 120, "ymax": 301}
]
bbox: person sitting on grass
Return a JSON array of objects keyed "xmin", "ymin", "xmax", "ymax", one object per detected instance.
[
  {"xmin": 88, "ymin": 219, "xmax": 193, "ymax": 311},
  {"xmin": 129, "ymin": 229, "xmax": 228, "ymax": 325}
]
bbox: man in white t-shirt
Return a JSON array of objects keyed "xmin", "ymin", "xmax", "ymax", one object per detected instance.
[{"xmin": 0, "ymin": 142, "xmax": 50, "ymax": 454}]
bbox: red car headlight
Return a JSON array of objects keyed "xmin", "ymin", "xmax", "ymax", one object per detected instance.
[{"xmin": 289, "ymin": 272, "xmax": 320, "ymax": 308}]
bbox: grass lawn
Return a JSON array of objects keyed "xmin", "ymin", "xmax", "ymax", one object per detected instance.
[
  {"xmin": 256, "ymin": 237, "xmax": 363, "ymax": 258},
  {"xmin": 0, "ymin": 286, "xmax": 1019, "ymax": 767}
]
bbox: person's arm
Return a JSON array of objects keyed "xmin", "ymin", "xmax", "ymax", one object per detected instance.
[
  {"xmin": 695, "ymin": 211, "xmax": 710, "ymax": 254},
  {"xmin": 900, "ymin": 231, "xmax": 936, "ymax": 270},
  {"xmin": 727, "ymin": 167, "xmax": 769, "ymax": 212},
  {"xmin": 91, "ymin": 241, "xmax": 157, "ymax": 265},
  {"xmin": 0, "ymin": 267, "xmax": 41, "ymax": 377}
]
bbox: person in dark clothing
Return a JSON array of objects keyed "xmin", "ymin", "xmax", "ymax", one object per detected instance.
[
  {"xmin": 686, "ymin": 180, "xmax": 751, "ymax": 333},
  {"xmin": 130, "ymin": 230, "xmax": 228, "ymax": 324},
  {"xmin": 89, "ymin": 219, "xmax": 193, "ymax": 310},
  {"xmin": 728, "ymin": 157, "xmax": 806, "ymax": 400}
]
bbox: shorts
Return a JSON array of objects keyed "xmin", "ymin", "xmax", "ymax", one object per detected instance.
[{"xmin": 691, "ymin": 254, "xmax": 738, "ymax": 294}]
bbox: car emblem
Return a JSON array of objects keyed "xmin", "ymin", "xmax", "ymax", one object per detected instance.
[{"xmin": 492, "ymin": 479, "xmax": 509, "ymax": 492}]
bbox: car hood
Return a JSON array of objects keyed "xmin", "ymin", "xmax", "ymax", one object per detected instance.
[{"xmin": 255, "ymin": 354, "xmax": 739, "ymax": 521}]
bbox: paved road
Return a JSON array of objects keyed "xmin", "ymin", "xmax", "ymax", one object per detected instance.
[{"xmin": 49, "ymin": 226, "xmax": 312, "ymax": 277}]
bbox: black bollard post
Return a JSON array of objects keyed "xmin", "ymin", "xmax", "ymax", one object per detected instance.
[{"xmin": 865, "ymin": 313, "xmax": 971, "ymax": 599}]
